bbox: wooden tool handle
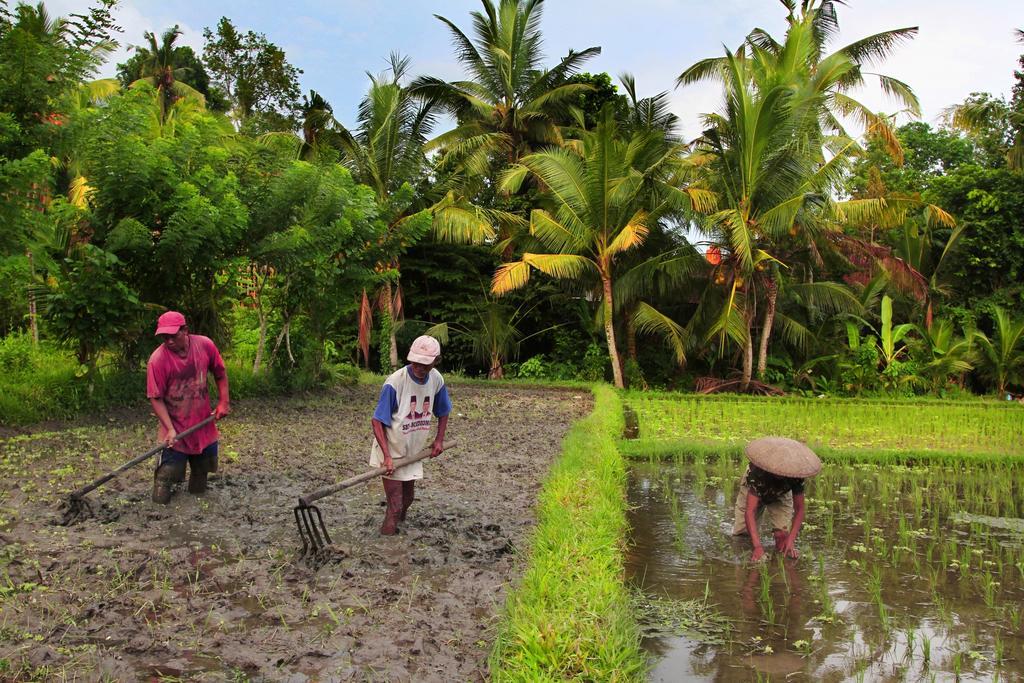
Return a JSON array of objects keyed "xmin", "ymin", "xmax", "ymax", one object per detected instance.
[
  {"xmin": 298, "ymin": 440, "xmax": 457, "ymax": 507},
  {"xmin": 69, "ymin": 415, "xmax": 218, "ymax": 500}
]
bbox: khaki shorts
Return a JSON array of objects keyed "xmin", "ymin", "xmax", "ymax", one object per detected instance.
[{"xmin": 731, "ymin": 478, "xmax": 794, "ymax": 535}]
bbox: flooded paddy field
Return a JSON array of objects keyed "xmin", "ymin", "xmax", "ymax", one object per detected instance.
[
  {"xmin": 626, "ymin": 455, "xmax": 1024, "ymax": 682},
  {"xmin": 0, "ymin": 383, "xmax": 590, "ymax": 681}
]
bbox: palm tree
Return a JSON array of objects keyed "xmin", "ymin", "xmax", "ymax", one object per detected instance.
[
  {"xmin": 299, "ymin": 90, "xmax": 339, "ymax": 160},
  {"xmin": 975, "ymin": 307, "xmax": 1024, "ymax": 395},
  {"xmin": 338, "ymin": 55, "xmax": 435, "ymax": 205},
  {"xmin": 947, "ymin": 29, "xmax": 1024, "ymax": 170},
  {"xmin": 679, "ymin": 0, "xmax": 919, "ymax": 162},
  {"xmin": 679, "ymin": 0, "xmax": 920, "ymax": 389},
  {"xmin": 492, "ymin": 107, "xmax": 713, "ymax": 388},
  {"xmin": 410, "ymin": 0, "xmax": 599, "ymax": 174},
  {"xmin": 914, "ymin": 317, "xmax": 975, "ymax": 394},
  {"xmin": 338, "ymin": 54, "xmax": 438, "ymax": 369},
  {"xmin": 2, "ymin": 2, "xmax": 115, "ymax": 146},
  {"xmin": 685, "ymin": 47, "xmax": 825, "ymax": 388},
  {"xmin": 599, "ymin": 76, "xmax": 705, "ymax": 380},
  {"xmin": 423, "ymin": 289, "xmax": 559, "ymax": 379},
  {"xmin": 128, "ymin": 26, "xmax": 205, "ymax": 122}
]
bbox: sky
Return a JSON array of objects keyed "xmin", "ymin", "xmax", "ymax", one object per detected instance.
[{"xmin": 49, "ymin": 0, "xmax": 1023, "ymax": 138}]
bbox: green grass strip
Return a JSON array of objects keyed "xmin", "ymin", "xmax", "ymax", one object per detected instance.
[{"xmin": 488, "ymin": 384, "xmax": 646, "ymax": 682}]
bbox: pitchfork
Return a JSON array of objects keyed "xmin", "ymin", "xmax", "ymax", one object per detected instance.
[
  {"xmin": 59, "ymin": 415, "xmax": 217, "ymax": 525},
  {"xmin": 293, "ymin": 440, "xmax": 456, "ymax": 556}
]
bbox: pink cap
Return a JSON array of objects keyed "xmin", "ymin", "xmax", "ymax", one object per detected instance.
[
  {"xmin": 407, "ymin": 335, "xmax": 441, "ymax": 364},
  {"xmin": 155, "ymin": 311, "xmax": 186, "ymax": 336}
]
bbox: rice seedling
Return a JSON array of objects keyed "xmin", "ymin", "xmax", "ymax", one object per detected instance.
[
  {"xmin": 958, "ymin": 545, "xmax": 973, "ymax": 580},
  {"xmin": 980, "ymin": 572, "xmax": 999, "ymax": 610},
  {"xmin": 1005, "ymin": 605, "xmax": 1022, "ymax": 631},
  {"xmin": 624, "ymin": 391, "xmax": 1024, "ymax": 460},
  {"xmin": 757, "ymin": 567, "xmax": 775, "ymax": 624},
  {"xmin": 666, "ymin": 490, "xmax": 689, "ymax": 558}
]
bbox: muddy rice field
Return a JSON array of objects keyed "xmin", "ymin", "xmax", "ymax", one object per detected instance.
[{"xmin": 0, "ymin": 383, "xmax": 590, "ymax": 681}]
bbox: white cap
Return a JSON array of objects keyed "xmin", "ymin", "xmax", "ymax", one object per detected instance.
[{"xmin": 407, "ymin": 335, "xmax": 441, "ymax": 364}]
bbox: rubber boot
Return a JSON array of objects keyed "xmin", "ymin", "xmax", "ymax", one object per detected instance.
[
  {"xmin": 187, "ymin": 454, "xmax": 209, "ymax": 495},
  {"xmin": 380, "ymin": 479, "xmax": 404, "ymax": 535},
  {"xmin": 153, "ymin": 459, "xmax": 186, "ymax": 504},
  {"xmin": 400, "ymin": 480, "xmax": 415, "ymax": 522}
]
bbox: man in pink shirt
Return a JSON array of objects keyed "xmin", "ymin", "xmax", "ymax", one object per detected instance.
[{"xmin": 147, "ymin": 311, "xmax": 230, "ymax": 504}]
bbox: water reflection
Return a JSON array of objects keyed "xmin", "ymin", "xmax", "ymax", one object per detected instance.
[
  {"xmin": 623, "ymin": 405, "xmax": 640, "ymax": 439},
  {"xmin": 626, "ymin": 459, "xmax": 1024, "ymax": 682}
]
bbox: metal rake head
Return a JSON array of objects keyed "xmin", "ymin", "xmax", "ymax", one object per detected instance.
[
  {"xmin": 293, "ymin": 501, "xmax": 332, "ymax": 557},
  {"xmin": 57, "ymin": 495, "xmax": 94, "ymax": 527}
]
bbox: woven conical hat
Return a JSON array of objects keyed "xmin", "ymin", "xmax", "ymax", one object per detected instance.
[{"xmin": 744, "ymin": 437, "xmax": 821, "ymax": 478}]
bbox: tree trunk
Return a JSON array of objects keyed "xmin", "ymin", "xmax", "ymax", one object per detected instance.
[
  {"xmin": 489, "ymin": 352, "xmax": 504, "ymax": 379},
  {"xmin": 27, "ymin": 251, "xmax": 38, "ymax": 346},
  {"xmin": 756, "ymin": 277, "xmax": 778, "ymax": 379},
  {"xmin": 285, "ymin": 323, "xmax": 295, "ymax": 364},
  {"xmin": 741, "ymin": 309, "xmax": 753, "ymax": 392},
  {"xmin": 383, "ymin": 281, "xmax": 399, "ymax": 369},
  {"xmin": 251, "ymin": 267, "xmax": 269, "ymax": 373},
  {"xmin": 602, "ymin": 274, "xmax": 625, "ymax": 389},
  {"xmin": 253, "ymin": 306, "xmax": 268, "ymax": 373},
  {"xmin": 626, "ymin": 306, "xmax": 638, "ymax": 362},
  {"xmin": 269, "ymin": 319, "xmax": 290, "ymax": 367}
]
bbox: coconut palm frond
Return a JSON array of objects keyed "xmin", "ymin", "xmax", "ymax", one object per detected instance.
[
  {"xmin": 787, "ymin": 281, "xmax": 864, "ymax": 316},
  {"xmin": 491, "ymin": 260, "xmax": 533, "ymax": 295},
  {"xmin": 530, "ymin": 209, "xmax": 588, "ymax": 254},
  {"xmin": 922, "ymin": 204, "xmax": 956, "ymax": 229},
  {"xmin": 838, "ymin": 27, "xmax": 918, "ymax": 67},
  {"xmin": 423, "ymin": 322, "xmax": 450, "ymax": 345},
  {"xmin": 431, "ymin": 201, "xmax": 497, "ymax": 244},
  {"xmin": 522, "ymin": 253, "xmax": 596, "ymax": 281},
  {"xmin": 875, "ymin": 73, "xmax": 920, "ymax": 116},
  {"xmin": 677, "ymin": 56, "xmax": 729, "ymax": 88},
  {"xmin": 633, "ymin": 302, "xmax": 688, "ymax": 366},
  {"xmin": 606, "ymin": 211, "xmax": 650, "ymax": 257},
  {"xmin": 774, "ymin": 312, "xmax": 813, "ymax": 355}
]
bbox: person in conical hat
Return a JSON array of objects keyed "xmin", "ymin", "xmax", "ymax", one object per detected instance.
[
  {"xmin": 732, "ymin": 437, "xmax": 821, "ymax": 563},
  {"xmin": 369, "ymin": 335, "xmax": 452, "ymax": 535}
]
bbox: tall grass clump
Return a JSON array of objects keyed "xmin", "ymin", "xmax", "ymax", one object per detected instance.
[
  {"xmin": 0, "ymin": 335, "xmax": 141, "ymax": 424},
  {"xmin": 489, "ymin": 385, "xmax": 646, "ymax": 681},
  {"xmin": 0, "ymin": 332, "xmax": 360, "ymax": 426}
]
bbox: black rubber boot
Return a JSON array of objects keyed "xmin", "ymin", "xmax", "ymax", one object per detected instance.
[
  {"xmin": 153, "ymin": 459, "xmax": 186, "ymax": 504},
  {"xmin": 187, "ymin": 454, "xmax": 209, "ymax": 495},
  {"xmin": 400, "ymin": 480, "xmax": 415, "ymax": 522}
]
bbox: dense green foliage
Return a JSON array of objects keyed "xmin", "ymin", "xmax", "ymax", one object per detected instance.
[{"xmin": 0, "ymin": 0, "xmax": 1023, "ymax": 422}]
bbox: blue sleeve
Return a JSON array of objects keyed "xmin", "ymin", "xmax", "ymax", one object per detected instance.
[
  {"xmin": 433, "ymin": 384, "xmax": 452, "ymax": 418},
  {"xmin": 373, "ymin": 384, "xmax": 398, "ymax": 426}
]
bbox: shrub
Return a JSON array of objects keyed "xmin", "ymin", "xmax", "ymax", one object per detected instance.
[{"xmin": 0, "ymin": 332, "xmax": 40, "ymax": 373}]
